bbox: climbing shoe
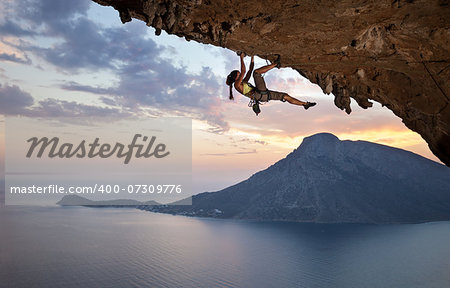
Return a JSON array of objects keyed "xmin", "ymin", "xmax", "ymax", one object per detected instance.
[{"xmin": 304, "ymin": 102, "xmax": 316, "ymax": 110}]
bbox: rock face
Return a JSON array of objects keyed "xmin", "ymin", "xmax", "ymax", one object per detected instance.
[
  {"xmin": 149, "ymin": 133, "xmax": 450, "ymax": 223},
  {"xmin": 92, "ymin": 0, "xmax": 450, "ymax": 165}
]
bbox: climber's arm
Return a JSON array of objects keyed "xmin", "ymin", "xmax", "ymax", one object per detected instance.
[
  {"xmin": 234, "ymin": 53, "xmax": 246, "ymax": 90},
  {"xmin": 237, "ymin": 53, "xmax": 246, "ymax": 83},
  {"xmin": 243, "ymin": 56, "xmax": 254, "ymax": 83}
]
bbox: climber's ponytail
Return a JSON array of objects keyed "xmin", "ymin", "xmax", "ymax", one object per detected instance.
[
  {"xmin": 229, "ymin": 83, "xmax": 234, "ymax": 100},
  {"xmin": 226, "ymin": 70, "xmax": 239, "ymax": 101}
]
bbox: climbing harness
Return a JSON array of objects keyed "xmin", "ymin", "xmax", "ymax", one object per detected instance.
[{"xmin": 246, "ymin": 82, "xmax": 271, "ymax": 116}]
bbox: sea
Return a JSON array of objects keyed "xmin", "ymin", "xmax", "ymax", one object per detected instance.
[{"xmin": 1, "ymin": 206, "xmax": 449, "ymax": 288}]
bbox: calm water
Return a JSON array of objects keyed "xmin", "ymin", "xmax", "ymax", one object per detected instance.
[{"xmin": 1, "ymin": 206, "xmax": 450, "ymax": 288}]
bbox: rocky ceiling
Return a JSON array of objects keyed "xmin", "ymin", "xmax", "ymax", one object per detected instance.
[{"xmin": 92, "ymin": 0, "xmax": 449, "ymax": 166}]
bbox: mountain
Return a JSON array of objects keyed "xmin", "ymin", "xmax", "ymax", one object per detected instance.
[
  {"xmin": 57, "ymin": 195, "xmax": 160, "ymax": 206},
  {"xmin": 147, "ymin": 133, "xmax": 450, "ymax": 223}
]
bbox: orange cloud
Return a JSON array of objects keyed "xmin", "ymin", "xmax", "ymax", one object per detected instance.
[{"xmin": 0, "ymin": 38, "xmax": 30, "ymax": 63}]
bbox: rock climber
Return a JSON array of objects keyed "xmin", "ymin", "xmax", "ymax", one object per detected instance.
[{"xmin": 226, "ymin": 52, "xmax": 316, "ymax": 115}]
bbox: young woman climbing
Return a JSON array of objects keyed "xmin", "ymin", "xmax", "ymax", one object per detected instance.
[{"xmin": 226, "ymin": 52, "xmax": 316, "ymax": 115}]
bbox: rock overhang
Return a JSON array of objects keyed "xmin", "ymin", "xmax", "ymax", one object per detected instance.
[{"xmin": 92, "ymin": 0, "xmax": 450, "ymax": 166}]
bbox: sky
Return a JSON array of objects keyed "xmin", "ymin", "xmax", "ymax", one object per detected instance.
[{"xmin": 0, "ymin": 0, "xmax": 442, "ymax": 194}]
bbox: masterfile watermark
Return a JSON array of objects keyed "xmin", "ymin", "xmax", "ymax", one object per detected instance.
[
  {"xmin": 5, "ymin": 117, "xmax": 192, "ymax": 206},
  {"xmin": 26, "ymin": 134, "xmax": 170, "ymax": 164}
]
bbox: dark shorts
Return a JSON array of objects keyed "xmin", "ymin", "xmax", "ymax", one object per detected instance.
[{"xmin": 252, "ymin": 71, "xmax": 287, "ymax": 102}]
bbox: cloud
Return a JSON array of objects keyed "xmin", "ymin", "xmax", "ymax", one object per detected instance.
[
  {"xmin": 0, "ymin": 83, "xmax": 131, "ymax": 118},
  {"xmin": 239, "ymin": 138, "xmax": 267, "ymax": 145},
  {"xmin": 52, "ymin": 25, "xmax": 229, "ymax": 131},
  {"xmin": 0, "ymin": 84, "xmax": 34, "ymax": 114},
  {"xmin": 60, "ymin": 81, "xmax": 113, "ymax": 95},
  {"xmin": 2, "ymin": 1, "xmax": 161, "ymax": 72},
  {"xmin": 37, "ymin": 19, "xmax": 114, "ymax": 70},
  {"xmin": 222, "ymin": 49, "xmax": 239, "ymax": 73},
  {"xmin": 1, "ymin": 0, "xmax": 230, "ymax": 132},
  {"xmin": 29, "ymin": 98, "xmax": 132, "ymax": 118},
  {"xmin": 0, "ymin": 52, "xmax": 31, "ymax": 64},
  {"xmin": 202, "ymin": 150, "xmax": 257, "ymax": 157},
  {"xmin": 0, "ymin": 20, "xmax": 36, "ymax": 37},
  {"xmin": 60, "ymin": 63, "xmax": 229, "ymax": 131},
  {"xmin": 1, "ymin": 0, "xmax": 159, "ymax": 72},
  {"xmin": 15, "ymin": 0, "xmax": 90, "ymax": 27}
]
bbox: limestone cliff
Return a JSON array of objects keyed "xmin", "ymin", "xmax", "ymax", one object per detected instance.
[{"xmin": 92, "ymin": 0, "xmax": 450, "ymax": 165}]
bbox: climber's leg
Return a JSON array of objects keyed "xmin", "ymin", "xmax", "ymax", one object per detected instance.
[
  {"xmin": 253, "ymin": 71, "xmax": 268, "ymax": 92},
  {"xmin": 283, "ymin": 95, "xmax": 306, "ymax": 105},
  {"xmin": 254, "ymin": 62, "xmax": 277, "ymax": 75},
  {"xmin": 271, "ymin": 91, "xmax": 317, "ymax": 109},
  {"xmin": 284, "ymin": 95, "xmax": 316, "ymax": 109}
]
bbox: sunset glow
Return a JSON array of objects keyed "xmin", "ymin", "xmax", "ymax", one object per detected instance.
[{"xmin": 0, "ymin": 0, "xmax": 442, "ymax": 194}]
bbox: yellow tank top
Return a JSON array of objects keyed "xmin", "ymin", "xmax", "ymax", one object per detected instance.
[{"xmin": 243, "ymin": 82, "xmax": 254, "ymax": 96}]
